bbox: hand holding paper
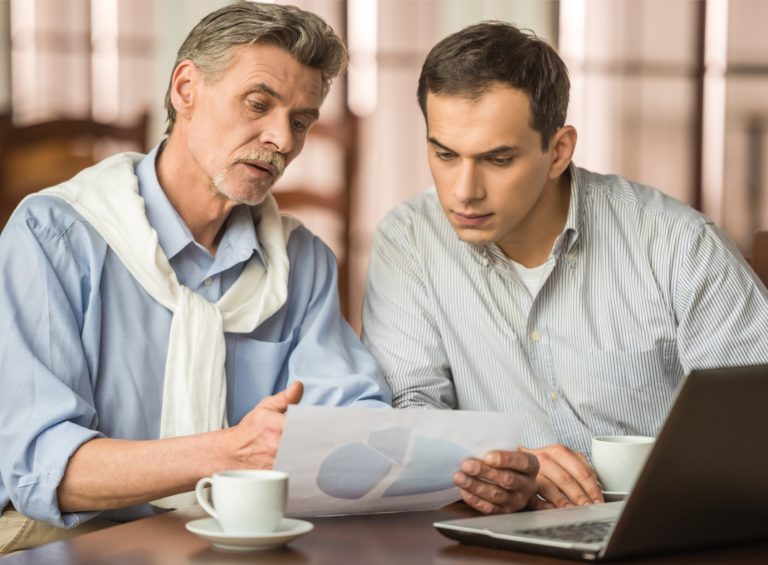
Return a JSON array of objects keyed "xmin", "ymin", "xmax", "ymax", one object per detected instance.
[
  {"xmin": 273, "ymin": 406, "xmax": 522, "ymax": 517},
  {"xmin": 455, "ymin": 449, "xmax": 540, "ymax": 514}
]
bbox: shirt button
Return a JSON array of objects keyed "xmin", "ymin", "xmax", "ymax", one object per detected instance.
[
  {"xmin": 549, "ymin": 390, "xmax": 558, "ymax": 401},
  {"xmin": 530, "ymin": 330, "xmax": 541, "ymax": 342},
  {"xmin": 203, "ymin": 277, "xmax": 213, "ymax": 287}
]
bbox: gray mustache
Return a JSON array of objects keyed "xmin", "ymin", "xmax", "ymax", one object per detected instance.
[{"xmin": 236, "ymin": 150, "xmax": 286, "ymax": 176}]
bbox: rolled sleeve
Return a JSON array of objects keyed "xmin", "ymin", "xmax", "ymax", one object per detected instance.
[
  {"xmin": 13, "ymin": 421, "xmax": 102, "ymax": 527},
  {"xmin": 0, "ymin": 204, "xmax": 104, "ymax": 527}
]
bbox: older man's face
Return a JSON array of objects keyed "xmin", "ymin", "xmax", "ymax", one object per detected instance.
[{"xmin": 184, "ymin": 43, "xmax": 323, "ymax": 206}]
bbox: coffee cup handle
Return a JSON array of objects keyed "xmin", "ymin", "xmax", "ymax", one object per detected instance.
[{"xmin": 195, "ymin": 477, "xmax": 218, "ymax": 520}]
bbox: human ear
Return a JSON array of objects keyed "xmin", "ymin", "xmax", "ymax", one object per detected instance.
[
  {"xmin": 169, "ymin": 60, "xmax": 200, "ymax": 121},
  {"xmin": 548, "ymin": 125, "xmax": 577, "ymax": 179}
]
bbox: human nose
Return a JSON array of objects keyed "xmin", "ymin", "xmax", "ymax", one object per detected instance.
[
  {"xmin": 453, "ymin": 160, "xmax": 483, "ymax": 204},
  {"xmin": 259, "ymin": 114, "xmax": 295, "ymax": 156}
]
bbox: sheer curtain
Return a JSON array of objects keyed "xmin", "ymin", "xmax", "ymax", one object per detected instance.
[
  {"xmin": 3, "ymin": 0, "xmax": 767, "ymax": 329},
  {"xmin": 6, "ymin": 0, "xmax": 153, "ymax": 126},
  {"xmin": 560, "ymin": 0, "xmax": 768, "ymax": 254}
]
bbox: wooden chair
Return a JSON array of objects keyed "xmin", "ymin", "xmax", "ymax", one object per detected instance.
[
  {"xmin": 272, "ymin": 117, "xmax": 357, "ymax": 317},
  {"xmin": 0, "ymin": 112, "xmax": 150, "ymax": 227},
  {"xmin": 0, "ymin": 111, "xmax": 356, "ymax": 318}
]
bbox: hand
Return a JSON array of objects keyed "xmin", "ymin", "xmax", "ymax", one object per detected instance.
[
  {"xmin": 521, "ymin": 444, "xmax": 603, "ymax": 509},
  {"xmin": 454, "ymin": 449, "xmax": 539, "ymax": 514},
  {"xmin": 227, "ymin": 381, "xmax": 304, "ymax": 469}
]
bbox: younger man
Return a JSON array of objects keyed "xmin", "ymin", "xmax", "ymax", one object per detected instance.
[{"xmin": 363, "ymin": 21, "xmax": 768, "ymax": 514}]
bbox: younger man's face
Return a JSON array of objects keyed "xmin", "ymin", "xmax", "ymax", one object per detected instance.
[{"xmin": 425, "ymin": 85, "xmax": 562, "ymax": 259}]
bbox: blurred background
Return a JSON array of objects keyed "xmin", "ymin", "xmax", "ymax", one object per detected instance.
[{"xmin": 0, "ymin": 0, "xmax": 767, "ymax": 331}]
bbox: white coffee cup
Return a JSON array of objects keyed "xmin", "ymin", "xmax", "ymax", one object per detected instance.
[
  {"xmin": 591, "ymin": 435, "xmax": 655, "ymax": 493},
  {"xmin": 195, "ymin": 469, "xmax": 288, "ymax": 535}
]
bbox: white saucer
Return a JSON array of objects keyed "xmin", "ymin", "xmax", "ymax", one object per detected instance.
[
  {"xmin": 602, "ymin": 490, "xmax": 628, "ymax": 502},
  {"xmin": 185, "ymin": 517, "xmax": 313, "ymax": 552}
]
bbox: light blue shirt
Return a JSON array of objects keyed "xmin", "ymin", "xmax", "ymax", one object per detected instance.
[
  {"xmin": 363, "ymin": 166, "xmax": 768, "ymax": 456},
  {"xmin": 0, "ymin": 144, "xmax": 390, "ymax": 527}
]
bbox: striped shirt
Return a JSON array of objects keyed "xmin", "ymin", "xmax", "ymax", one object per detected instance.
[{"xmin": 362, "ymin": 166, "xmax": 768, "ymax": 455}]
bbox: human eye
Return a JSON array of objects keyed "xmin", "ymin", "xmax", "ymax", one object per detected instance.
[
  {"xmin": 489, "ymin": 156, "xmax": 513, "ymax": 166},
  {"xmin": 291, "ymin": 118, "xmax": 308, "ymax": 132},
  {"xmin": 247, "ymin": 99, "xmax": 269, "ymax": 113},
  {"xmin": 435, "ymin": 150, "xmax": 456, "ymax": 161}
]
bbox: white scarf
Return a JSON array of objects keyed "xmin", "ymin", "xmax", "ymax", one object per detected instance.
[{"xmin": 29, "ymin": 152, "xmax": 299, "ymax": 440}]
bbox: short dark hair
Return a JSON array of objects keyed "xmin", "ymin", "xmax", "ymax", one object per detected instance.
[
  {"xmin": 417, "ymin": 21, "xmax": 569, "ymax": 150},
  {"xmin": 164, "ymin": 1, "xmax": 347, "ymax": 134}
]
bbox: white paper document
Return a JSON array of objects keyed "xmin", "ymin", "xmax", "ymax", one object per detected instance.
[{"xmin": 273, "ymin": 406, "xmax": 521, "ymax": 517}]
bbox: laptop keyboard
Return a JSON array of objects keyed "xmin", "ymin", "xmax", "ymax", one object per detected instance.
[{"xmin": 517, "ymin": 519, "xmax": 615, "ymax": 544}]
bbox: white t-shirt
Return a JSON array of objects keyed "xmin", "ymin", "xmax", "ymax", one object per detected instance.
[{"xmin": 508, "ymin": 257, "xmax": 555, "ymax": 297}]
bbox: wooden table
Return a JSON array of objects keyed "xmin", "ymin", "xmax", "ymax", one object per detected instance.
[{"xmin": 3, "ymin": 504, "xmax": 768, "ymax": 564}]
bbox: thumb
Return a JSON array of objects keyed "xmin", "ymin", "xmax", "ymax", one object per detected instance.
[
  {"xmin": 284, "ymin": 380, "xmax": 304, "ymax": 405},
  {"xmin": 258, "ymin": 381, "xmax": 304, "ymax": 413}
]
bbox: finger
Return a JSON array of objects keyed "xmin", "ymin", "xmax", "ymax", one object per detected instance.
[
  {"xmin": 284, "ymin": 381, "xmax": 304, "ymax": 405},
  {"xmin": 481, "ymin": 450, "xmax": 540, "ymax": 475},
  {"xmin": 575, "ymin": 451, "xmax": 591, "ymax": 466},
  {"xmin": 460, "ymin": 450, "xmax": 539, "ymax": 494},
  {"xmin": 540, "ymin": 460, "xmax": 592, "ymax": 506},
  {"xmin": 257, "ymin": 381, "xmax": 304, "ymax": 412},
  {"xmin": 575, "ymin": 451, "xmax": 604, "ymax": 503},
  {"xmin": 535, "ymin": 475, "xmax": 574, "ymax": 508},
  {"xmin": 550, "ymin": 451, "xmax": 602, "ymax": 503},
  {"xmin": 459, "ymin": 487, "xmax": 501, "ymax": 515},
  {"xmin": 454, "ymin": 471, "xmax": 532, "ymax": 513},
  {"xmin": 533, "ymin": 447, "xmax": 601, "ymax": 505},
  {"xmin": 461, "ymin": 459, "xmax": 533, "ymax": 494}
]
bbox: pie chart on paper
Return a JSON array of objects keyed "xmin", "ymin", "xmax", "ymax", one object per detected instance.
[{"xmin": 316, "ymin": 426, "xmax": 471, "ymax": 499}]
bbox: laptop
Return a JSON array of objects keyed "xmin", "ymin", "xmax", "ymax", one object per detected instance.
[{"xmin": 434, "ymin": 364, "xmax": 768, "ymax": 561}]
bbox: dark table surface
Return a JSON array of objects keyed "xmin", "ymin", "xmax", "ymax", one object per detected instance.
[{"xmin": 3, "ymin": 503, "xmax": 768, "ymax": 564}]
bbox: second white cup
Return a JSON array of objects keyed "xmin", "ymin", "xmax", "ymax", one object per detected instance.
[
  {"xmin": 591, "ymin": 435, "xmax": 655, "ymax": 494},
  {"xmin": 195, "ymin": 469, "xmax": 288, "ymax": 535}
]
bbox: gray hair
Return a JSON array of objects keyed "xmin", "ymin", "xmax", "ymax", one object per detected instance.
[{"xmin": 164, "ymin": 1, "xmax": 347, "ymax": 134}]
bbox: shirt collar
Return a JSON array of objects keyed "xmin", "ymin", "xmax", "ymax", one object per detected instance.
[
  {"xmin": 551, "ymin": 163, "xmax": 582, "ymax": 257},
  {"xmin": 471, "ymin": 164, "xmax": 584, "ymax": 263},
  {"xmin": 136, "ymin": 142, "xmax": 264, "ymax": 265},
  {"xmin": 214, "ymin": 205, "xmax": 264, "ymax": 271}
]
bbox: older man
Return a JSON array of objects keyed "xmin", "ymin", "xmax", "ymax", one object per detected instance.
[{"xmin": 0, "ymin": 2, "xmax": 389, "ymax": 553}]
